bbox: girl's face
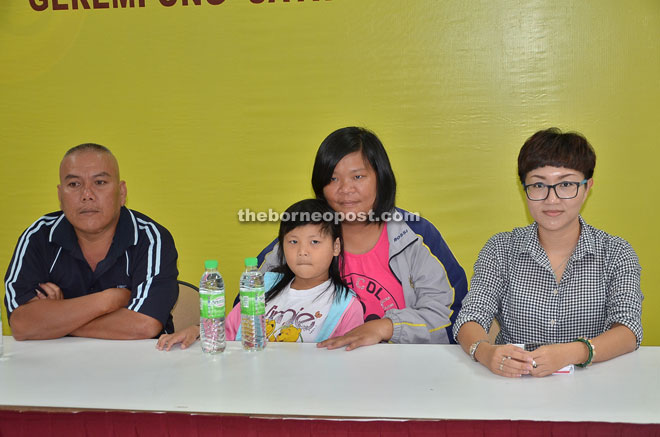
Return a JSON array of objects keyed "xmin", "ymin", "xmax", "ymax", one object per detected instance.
[
  {"xmin": 524, "ymin": 165, "xmax": 593, "ymax": 235},
  {"xmin": 322, "ymin": 151, "xmax": 378, "ymax": 221},
  {"xmin": 282, "ymin": 224, "xmax": 340, "ymax": 290}
]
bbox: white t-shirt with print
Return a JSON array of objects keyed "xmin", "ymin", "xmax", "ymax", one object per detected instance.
[{"xmin": 264, "ymin": 279, "xmax": 336, "ymax": 343}]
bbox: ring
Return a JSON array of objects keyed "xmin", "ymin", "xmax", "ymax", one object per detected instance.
[
  {"xmin": 501, "ymin": 356, "xmax": 506, "ymax": 363},
  {"xmin": 499, "ymin": 363, "xmax": 504, "ymax": 371},
  {"xmin": 532, "ymin": 360, "xmax": 537, "ymax": 369}
]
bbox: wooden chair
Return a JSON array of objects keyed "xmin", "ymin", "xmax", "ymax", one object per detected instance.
[{"xmin": 172, "ymin": 280, "xmax": 199, "ymax": 331}]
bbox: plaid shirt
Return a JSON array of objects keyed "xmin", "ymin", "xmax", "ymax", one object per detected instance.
[{"xmin": 453, "ymin": 216, "xmax": 643, "ymax": 347}]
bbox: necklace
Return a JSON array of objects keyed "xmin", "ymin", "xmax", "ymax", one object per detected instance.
[{"xmin": 553, "ymin": 251, "xmax": 573, "ymax": 283}]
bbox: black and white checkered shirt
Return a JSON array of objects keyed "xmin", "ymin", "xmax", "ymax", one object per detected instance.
[{"xmin": 453, "ymin": 216, "xmax": 643, "ymax": 347}]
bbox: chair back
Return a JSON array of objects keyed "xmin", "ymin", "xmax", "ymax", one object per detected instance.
[{"xmin": 172, "ymin": 280, "xmax": 200, "ymax": 331}]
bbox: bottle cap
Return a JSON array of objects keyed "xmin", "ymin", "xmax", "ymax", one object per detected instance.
[
  {"xmin": 244, "ymin": 257, "xmax": 258, "ymax": 267},
  {"xmin": 204, "ymin": 260, "xmax": 218, "ymax": 269}
]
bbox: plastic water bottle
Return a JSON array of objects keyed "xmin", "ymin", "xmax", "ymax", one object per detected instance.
[
  {"xmin": 199, "ymin": 260, "xmax": 226, "ymax": 354},
  {"xmin": 240, "ymin": 257, "xmax": 267, "ymax": 351}
]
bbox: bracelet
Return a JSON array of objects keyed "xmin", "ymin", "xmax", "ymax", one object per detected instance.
[
  {"xmin": 574, "ymin": 337, "xmax": 595, "ymax": 367},
  {"xmin": 469, "ymin": 339, "xmax": 489, "ymax": 362}
]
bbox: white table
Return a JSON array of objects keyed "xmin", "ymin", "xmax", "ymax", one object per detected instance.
[{"xmin": 1, "ymin": 336, "xmax": 659, "ymax": 424}]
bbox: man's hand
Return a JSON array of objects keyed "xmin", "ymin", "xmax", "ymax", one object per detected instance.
[
  {"xmin": 101, "ymin": 287, "xmax": 132, "ymax": 312},
  {"xmin": 36, "ymin": 282, "xmax": 63, "ymax": 300},
  {"xmin": 317, "ymin": 318, "xmax": 393, "ymax": 351},
  {"xmin": 10, "ymin": 286, "xmax": 133, "ymax": 341}
]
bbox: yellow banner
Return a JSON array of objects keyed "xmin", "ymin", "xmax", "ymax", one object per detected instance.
[{"xmin": 1, "ymin": 1, "xmax": 658, "ymax": 344}]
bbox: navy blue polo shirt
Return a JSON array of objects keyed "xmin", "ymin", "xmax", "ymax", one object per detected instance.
[{"xmin": 4, "ymin": 207, "xmax": 179, "ymax": 334}]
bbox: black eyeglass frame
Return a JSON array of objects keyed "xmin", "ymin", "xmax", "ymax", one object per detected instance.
[{"xmin": 522, "ymin": 179, "xmax": 588, "ymax": 201}]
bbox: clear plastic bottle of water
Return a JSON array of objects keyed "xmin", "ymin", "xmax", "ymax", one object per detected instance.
[
  {"xmin": 240, "ymin": 257, "xmax": 267, "ymax": 351},
  {"xmin": 199, "ymin": 259, "xmax": 226, "ymax": 354}
]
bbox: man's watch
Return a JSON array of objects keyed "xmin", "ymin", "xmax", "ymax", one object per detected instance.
[{"xmin": 469, "ymin": 340, "xmax": 489, "ymax": 362}]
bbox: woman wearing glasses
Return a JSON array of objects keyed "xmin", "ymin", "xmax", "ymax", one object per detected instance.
[{"xmin": 453, "ymin": 128, "xmax": 643, "ymax": 377}]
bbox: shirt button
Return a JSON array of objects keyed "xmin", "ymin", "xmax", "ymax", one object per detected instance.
[
  {"xmin": 550, "ymin": 319, "xmax": 556, "ymax": 326},
  {"xmin": 553, "ymin": 289, "xmax": 559, "ymax": 295}
]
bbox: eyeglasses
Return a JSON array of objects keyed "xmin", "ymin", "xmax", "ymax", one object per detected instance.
[{"xmin": 523, "ymin": 179, "xmax": 587, "ymax": 201}]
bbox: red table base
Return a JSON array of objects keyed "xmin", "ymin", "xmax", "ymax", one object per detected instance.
[{"xmin": 1, "ymin": 410, "xmax": 659, "ymax": 437}]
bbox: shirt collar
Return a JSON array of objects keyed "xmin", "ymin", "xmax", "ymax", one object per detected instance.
[
  {"xmin": 573, "ymin": 215, "xmax": 596, "ymax": 260},
  {"xmin": 49, "ymin": 206, "xmax": 138, "ymax": 255},
  {"xmin": 521, "ymin": 222, "xmax": 543, "ymax": 259},
  {"xmin": 520, "ymin": 215, "xmax": 595, "ymax": 261}
]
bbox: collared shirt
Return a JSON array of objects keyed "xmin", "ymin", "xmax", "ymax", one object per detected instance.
[
  {"xmin": 453, "ymin": 216, "xmax": 643, "ymax": 347},
  {"xmin": 4, "ymin": 207, "xmax": 179, "ymax": 334}
]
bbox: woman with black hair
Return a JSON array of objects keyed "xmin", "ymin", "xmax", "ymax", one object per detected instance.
[
  {"xmin": 258, "ymin": 127, "xmax": 468, "ymax": 349},
  {"xmin": 454, "ymin": 128, "xmax": 643, "ymax": 377}
]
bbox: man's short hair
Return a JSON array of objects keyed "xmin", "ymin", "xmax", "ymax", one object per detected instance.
[
  {"xmin": 517, "ymin": 128, "xmax": 596, "ymax": 184},
  {"xmin": 64, "ymin": 143, "xmax": 113, "ymax": 158}
]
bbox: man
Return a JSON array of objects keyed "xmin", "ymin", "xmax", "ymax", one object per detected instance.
[{"xmin": 4, "ymin": 143, "xmax": 179, "ymax": 340}]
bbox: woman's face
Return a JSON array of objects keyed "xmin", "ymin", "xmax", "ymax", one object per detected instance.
[
  {"xmin": 524, "ymin": 165, "xmax": 593, "ymax": 234},
  {"xmin": 322, "ymin": 151, "xmax": 378, "ymax": 221}
]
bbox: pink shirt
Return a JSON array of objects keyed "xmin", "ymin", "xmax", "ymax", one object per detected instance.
[{"xmin": 342, "ymin": 223, "xmax": 405, "ymax": 321}]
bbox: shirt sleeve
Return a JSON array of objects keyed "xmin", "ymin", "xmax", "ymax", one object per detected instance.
[
  {"xmin": 4, "ymin": 218, "xmax": 52, "ymax": 317},
  {"xmin": 126, "ymin": 222, "xmax": 179, "ymax": 329},
  {"xmin": 452, "ymin": 235, "xmax": 506, "ymax": 342},
  {"xmin": 605, "ymin": 239, "xmax": 643, "ymax": 348},
  {"xmin": 225, "ymin": 303, "xmax": 241, "ymax": 341},
  {"xmin": 257, "ymin": 239, "xmax": 280, "ymax": 273},
  {"xmin": 330, "ymin": 297, "xmax": 364, "ymax": 338},
  {"xmin": 385, "ymin": 221, "xmax": 468, "ymax": 344}
]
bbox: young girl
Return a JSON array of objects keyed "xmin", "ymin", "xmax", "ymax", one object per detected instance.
[{"xmin": 157, "ymin": 199, "xmax": 363, "ymax": 350}]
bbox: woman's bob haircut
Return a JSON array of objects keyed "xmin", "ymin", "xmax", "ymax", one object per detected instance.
[
  {"xmin": 518, "ymin": 127, "xmax": 596, "ymax": 184},
  {"xmin": 311, "ymin": 126, "xmax": 396, "ymax": 217}
]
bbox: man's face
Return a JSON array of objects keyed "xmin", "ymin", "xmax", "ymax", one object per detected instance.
[{"xmin": 57, "ymin": 151, "xmax": 127, "ymax": 238}]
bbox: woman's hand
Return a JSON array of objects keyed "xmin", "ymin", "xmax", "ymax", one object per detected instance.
[
  {"xmin": 476, "ymin": 343, "xmax": 534, "ymax": 378},
  {"xmin": 156, "ymin": 325, "xmax": 200, "ymax": 351},
  {"xmin": 530, "ymin": 342, "xmax": 588, "ymax": 377},
  {"xmin": 317, "ymin": 318, "xmax": 393, "ymax": 351}
]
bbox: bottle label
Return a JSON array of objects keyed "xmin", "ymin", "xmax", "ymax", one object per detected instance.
[
  {"xmin": 240, "ymin": 288, "xmax": 266, "ymax": 316},
  {"xmin": 200, "ymin": 290, "xmax": 225, "ymax": 319}
]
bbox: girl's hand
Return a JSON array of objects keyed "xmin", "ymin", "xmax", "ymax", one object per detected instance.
[
  {"xmin": 317, "ymin": 318, "xmax": 393, "ymax": 351},
  {"xmin": 476, "ymin": 343, "xmax": 534, "ymax": 378},
  {"xmin": 530, "ymin": 342, "xmax": 587, "ymax": 377},
  {"xmin": 156, "ymin": 325, "xmax": 200, "ymax": 351}
]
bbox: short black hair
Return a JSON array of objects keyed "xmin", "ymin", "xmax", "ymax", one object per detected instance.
[
  {"xmin": 64, "ymin": 143, "xmax": 113, "ymax": 157},
  {"xmin": 518, "ymin": 128, "xmax": 596, "ymax": 183},
  {"xmin": 311, "ymin": 127, "xmax": 396, "ymax": 217}
]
